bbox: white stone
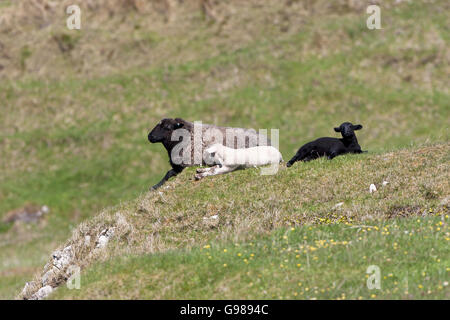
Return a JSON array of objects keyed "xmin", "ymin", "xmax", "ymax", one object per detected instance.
[
  {"xmin": 52, "ymin": 246, "xmax": 73, "ymax": 269},
  {"xmin": 21, "ymin": 281, "xmax": 33, "ymax": 296},
  {"xmin": 31, "ymin": 285, "xmax": 53, "ymax": 300},
  {"xmin": 333, "ymin": 202, "xmax": 344, "ymax": 209},
  {"xmin": 203, "ymin": 215, "xmax": 219, "ymax": 220},
  {"xmin": 440, "ymin": 196, "xmax": 450, "ymax": 206},
  {"xmin": 369, "ymin": 184, "xmax": 377, "ymax": 193},
  {"xmin": 42, "ymin": 269, "xmax": 54, "ymax": 286},
  {"xmin": 96, "ymin": 235, "xmax": 109, "ymax": 248},
  {"xmin": 96, "ymin": 228, "xmax": 115, "ymax": 249}
]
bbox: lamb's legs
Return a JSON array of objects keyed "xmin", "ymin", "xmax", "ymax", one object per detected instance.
[
  {"xmin": 286, "ymin": 154, "xmax": 299, "ymax": 167},
  {"xmin": 327, "ymin": 153, "xmax": 337, "ymax": 160},
  {"xmin": 287, "ymin": 149, "xmax": 307, "ymax": 167},
  {"xmin": 195, "ymin": 165, "xmax": 237, "ymax": 180},
  {"xmin": 196, "ymin": 166, "xmax": 218, "ymax": 173}
]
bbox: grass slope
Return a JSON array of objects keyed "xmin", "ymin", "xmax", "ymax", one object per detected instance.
[
  {"xmin": 30, "ymin": 143, "xmax": 450, "ymax": 299},
  {"xmin": 54, "ymin": 216, "xmax": 449, "ymax": 300}
]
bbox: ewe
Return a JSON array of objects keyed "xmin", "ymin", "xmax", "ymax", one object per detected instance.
[{"xmin": 148, "ymin": 118, "xmax": 271, "ymax": 189}]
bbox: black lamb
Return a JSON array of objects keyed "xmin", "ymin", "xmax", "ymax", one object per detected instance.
[{"xmin": 286, "ymin": 122, "xmax": 365, "ymax": 167}]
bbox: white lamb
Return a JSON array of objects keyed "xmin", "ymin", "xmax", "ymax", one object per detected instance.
[{"xmin": 194, "ymin": 143, "xmax": 283, "ymax": 180}]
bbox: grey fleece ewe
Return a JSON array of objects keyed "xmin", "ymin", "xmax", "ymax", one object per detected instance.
[{"xmin": 148, "ymin": 118, "xmax": 271, "ymax": 189}]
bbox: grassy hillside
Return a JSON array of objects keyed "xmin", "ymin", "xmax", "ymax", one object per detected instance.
[
  {"xmin": 53, "ymin": 216, "xmax": 448, "ymax": 299},
  {"xmin": 20, "ymin": 143, "xmax": 450, "ymax": 299},
  {"xmin": 0, "ymin": 0, "xmax": 449, "ymax": 299}
]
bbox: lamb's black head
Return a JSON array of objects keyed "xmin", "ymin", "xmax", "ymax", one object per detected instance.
[
  {"xmin": 334, "ymin": 122, "xmax": 363, "ymax": 138},
  {"xmin": 148, "ymin": 118, "xmax": 185, "ymax": 143}
]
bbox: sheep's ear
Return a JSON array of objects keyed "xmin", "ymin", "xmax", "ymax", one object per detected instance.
[
  {"xmin": 334, "ymin": 127, "xmax": 341, "ymax": 132},
  {"xmin": 352, "ymin": 124, "xmax": 363, "ymax": 130}
]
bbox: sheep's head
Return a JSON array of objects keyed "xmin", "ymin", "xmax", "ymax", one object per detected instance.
[
  {"xmin": 148, "ymin": 118, "xmax": 185, "ymax": 143},
  {"xmin": 204, "ymin": 144, "xmax": 222, "ymax": 165},
  {"xmin": 334, "ymin": 122, "xmax": 363, "ymax": 138}
]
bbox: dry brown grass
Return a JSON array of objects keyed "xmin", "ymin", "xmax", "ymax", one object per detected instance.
[{"xmin": 0, "ymin": 0, "xmax": 418, "ymax": 79}]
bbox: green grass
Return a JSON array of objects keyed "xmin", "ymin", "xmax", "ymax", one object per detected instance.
[
  {"xmin": 18, "ymin": 142, "xmax": 449, "ymax": 300},
  {"xmin": 53, "ymin": 215, "xmax": 449, "ymax": 299},
  {"xmin": 0, "ymin": 0, "xmax": 449, "ymax": 299}
]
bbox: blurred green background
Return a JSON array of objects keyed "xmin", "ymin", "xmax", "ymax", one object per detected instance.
[{"xmin": 0, "ymin": 0, "xmax": 448, "ymax": 298}]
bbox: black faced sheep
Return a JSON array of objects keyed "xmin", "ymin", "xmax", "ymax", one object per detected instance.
[
  {"xmin": 286, "ymin": 122, "xmax": 365, "ymax": 167},
  {"xmin": 148, "ymin": 118, "xmax": 271, "ymax": 189}
]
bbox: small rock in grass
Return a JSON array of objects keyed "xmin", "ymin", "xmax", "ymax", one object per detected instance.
[
  {"xmin": 2, "ymin": 204, "xmax": 49, "ymax": 224},
  {"xmin": 95, "ymin": 228, "xmax": 115, "ymax": 249},
  {"xmin": 203, "ymin": 215, "xmax": 218, "ymax": 220},
  {"xmin": 96, "ymin": 235, "xmax": 109, "ymax": 249},
  {"xmin": 42, "ymin": 268, "xmax": 57, "ymax": 286},
  {"xmin": 203, "ymin": 215, "xmax": 219, "ymax": 228},
  {"xmin": 51, "ymin": 246, "xmax": 73, "ymax": 270},
  {"xmin": 21, "ymin": 281, "xmax": 35, "ymax": 297},
  {"xmin": 440, "ymin": 196, "xmax": 450, "ymax": 207},
  {"xmin": 369, "ymin": 184, "xmax": 377, "ymax": 193},
  {"xmin": 30, "ymin": 285, "xmax": 53, "ymax": 300},
  {"xmin": 333, "ymin": 202, "xmax": 344, "ymax": 209}
]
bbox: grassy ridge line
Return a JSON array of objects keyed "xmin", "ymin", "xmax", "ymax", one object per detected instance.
[
  {"xmin": 18, "ymin": 143, "xmax": 449, "ymax": 299},
  {"xmin": 53, "ymin": 215, "xmax": 449, "ymax": 300}
]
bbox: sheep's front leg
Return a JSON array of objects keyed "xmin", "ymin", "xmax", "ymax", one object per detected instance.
[
  {"xmin": 194, "ymin": 165, "xmax": 217, "ymax": 180},
  {"xmin": 151, "ymin": 167, "xmax": 183, "ymax": 190},
  {"xmin": 327, "ymin": 152, "xmax": 339, "ymax": 160},
  {"xmin": 195, "ymin": 165, "xmax": 237, "ymax": 180}
]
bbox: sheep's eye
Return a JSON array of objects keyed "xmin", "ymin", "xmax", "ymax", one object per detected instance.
[{"xmin": 210, "ymin": 152, "xmax": 216, "ymax": 157}]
